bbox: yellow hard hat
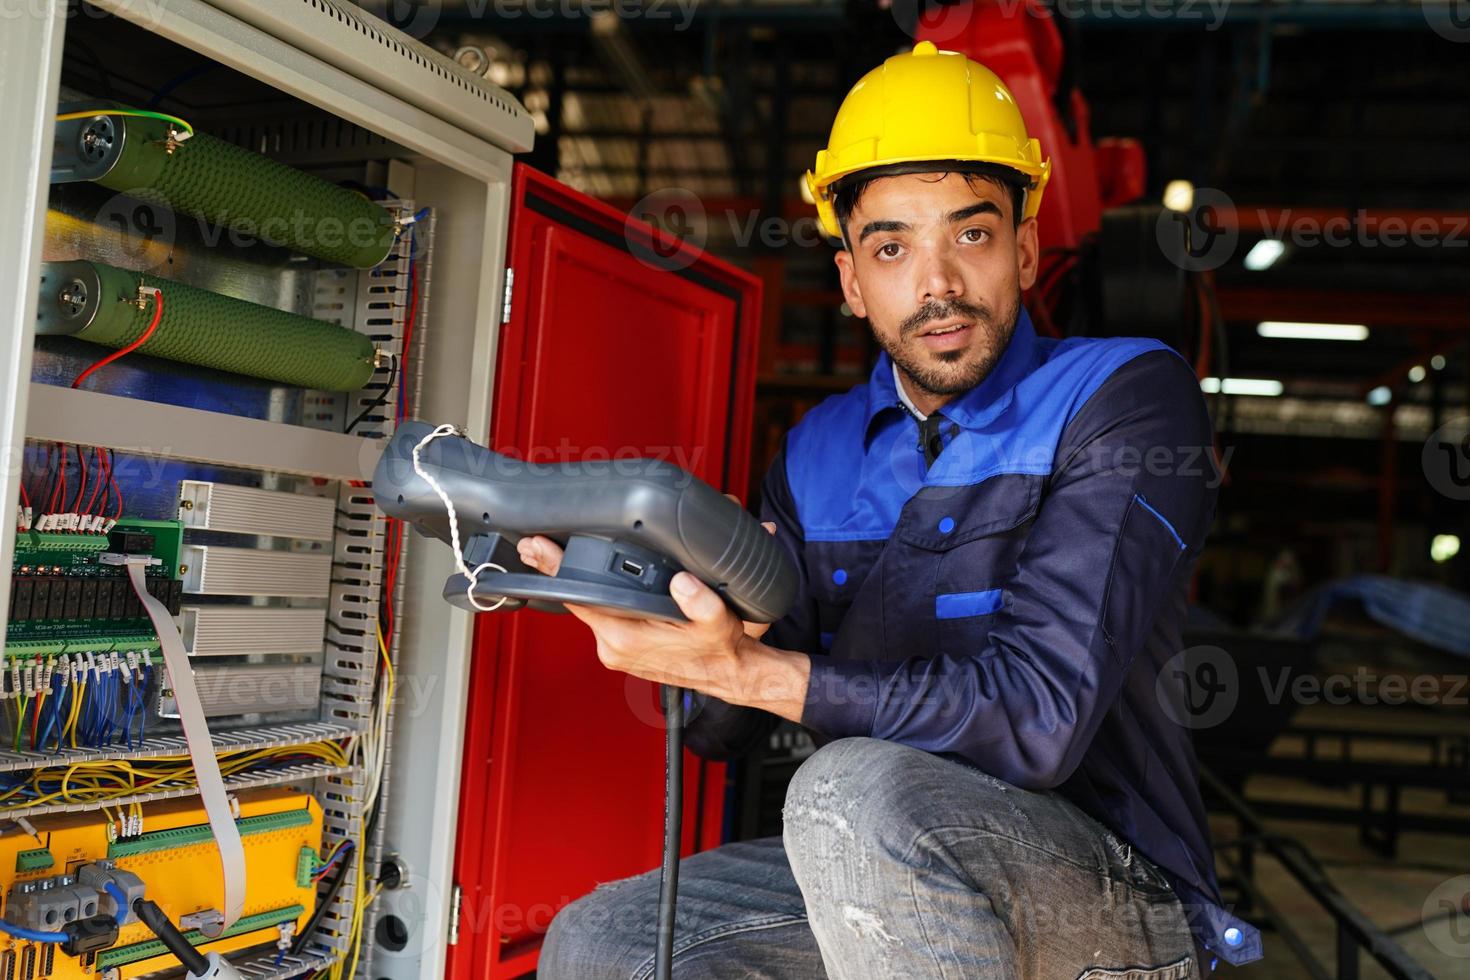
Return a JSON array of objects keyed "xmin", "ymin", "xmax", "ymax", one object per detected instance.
[{"xmin": 804, "ymin": 40, "xmax": 1051, "ymax": 241}]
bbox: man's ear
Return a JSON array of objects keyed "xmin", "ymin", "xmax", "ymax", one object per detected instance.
[
  {"xmin": 834, "ymin": 248, "xmax": 868, "ymax": 320},
  {"xmin": 1016, "ymin": 216, "xmax": 1040, "ymax": 292}
]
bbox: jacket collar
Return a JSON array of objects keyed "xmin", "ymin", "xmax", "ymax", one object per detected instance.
[{"xmin": 863, "ymin": 307, "xmax": 1040, "ymax": 448}]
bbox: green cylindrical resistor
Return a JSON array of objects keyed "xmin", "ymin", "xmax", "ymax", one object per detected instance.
[
  {"xmin": 38, "ymin": 260, "xmax": 379, "ymax": 392},
  {"xmin": 90, "ymin": 114, "xmax": 397, "ymax": 269}
]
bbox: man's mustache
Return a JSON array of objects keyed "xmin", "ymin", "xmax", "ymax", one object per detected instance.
[{"xmin": 899, "ymin": 298, "xmax": 992, "ymax": 338}]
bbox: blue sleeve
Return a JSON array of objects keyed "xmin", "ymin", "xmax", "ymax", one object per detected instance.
[
  {"xmin": 684, "ymin": 434, "xmax": 817, "ymax": 761},
  {"xmin": 799, "ymin": 351, "xmax": 1218, "ymax": 789}
]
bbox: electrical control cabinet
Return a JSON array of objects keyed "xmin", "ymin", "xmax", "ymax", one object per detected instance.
[{"xmin": 3, "ymin": 2, "xmax": 763, "ymax": 978}]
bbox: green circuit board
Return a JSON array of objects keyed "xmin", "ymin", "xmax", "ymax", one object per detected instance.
[{"xmin": 5, "ymin": 519, "xmax": 183, "ymax": 657}]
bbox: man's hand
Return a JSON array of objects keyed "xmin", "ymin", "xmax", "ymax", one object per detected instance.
[{"xmin": 515, "ymin": 497, "xmax": 810, "ymax": 722}]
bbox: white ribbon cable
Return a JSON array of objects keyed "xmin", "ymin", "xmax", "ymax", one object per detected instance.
[{"xmin": 126, "ymin": 562, "xmax": 244, "ymax": 935}]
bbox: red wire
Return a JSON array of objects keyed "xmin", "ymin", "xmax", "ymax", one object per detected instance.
[
  {"xmin": 17, "ymin": 483, "xmax": 29, "ymax": 508},
  {"xmin": 59, "ymin": 290, "xmax": 159, "ymax": 526},
  {"xmin": 49, "ymin": 444, "xmax": 66, "ymax": 518},
  {"xmin": 84, "ymin": 447, "xmax": 106, "ymax": 516},
  {"xmin": 108, "ymin": 451, "xmax": 124, "ymax": 520},
  {"xmin": 396, "ymin": 256, "xmax": 419, "ymax": 424},
  {"xmin": 380, "ymin": 239, "xmax": 418, "ymax": 644},
  {"xmin": 72, "ymin": 290, "xmax": 163, "ymax": 391},
  {"xmin": 72, "ymin": 446, "xmax": 89, "ymax": 519},
  {"xmin": 103, "ymin": 450, "xmax": 122, "ymax": 520}
]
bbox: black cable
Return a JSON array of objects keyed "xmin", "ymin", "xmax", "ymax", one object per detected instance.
[
  {"xmin": 133, "ymin": 899, "xmax": 209, "ymax": 976},
  {"xmin": 346, "ymin": 355, "xmax": 399, "ymax": 435},
  {"xmin": 289, "ymin": 847, "xmax": 352, "ymax": 957},
  {"xmin": 655, "ymin": 684, "xmax": 684, "ymax": 980}
]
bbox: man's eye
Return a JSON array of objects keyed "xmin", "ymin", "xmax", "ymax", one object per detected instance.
[
  {"xmin": 876, "ymin": 242, "xmax": 903, "ymax": 259},
  {"xmin": 961, "ymin": 228, "xmax": 990, "ymax": 244}
]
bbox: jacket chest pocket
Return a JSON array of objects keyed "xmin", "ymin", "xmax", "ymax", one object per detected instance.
[{"xmin": 892, "ymin": 474, "xmax": 1042, "ymax": 653}]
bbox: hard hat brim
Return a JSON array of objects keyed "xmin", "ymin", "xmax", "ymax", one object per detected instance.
[{"xmin": 809, "ymin": 156, "xmax": 1051, "ymax": 242}]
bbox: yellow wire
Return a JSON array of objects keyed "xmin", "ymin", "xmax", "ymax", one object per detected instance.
[
  {"xmin": 53, "ymin": 108, "xmax": 194, "ymax": 138},
  {"xmin": 13, "ymin": 693, "xmax": 25, "ymax": 750},
  {"xmin": 0, "ymin": 740, "xmax": 350, "ymax": 814},
  {"xmin": 376, "ymin": 625, "xmax": 397, "ymax": 716},
  {"xmin": 67, "ymin": 678, "xmax": 84, "ymax": 748}
]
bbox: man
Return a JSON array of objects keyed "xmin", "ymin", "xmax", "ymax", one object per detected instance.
[{"xmin": 532, "ymin": 41, "xmax": 1261, "ymax": 978}]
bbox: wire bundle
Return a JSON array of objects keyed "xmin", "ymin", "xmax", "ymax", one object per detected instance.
[
  {"xmin": 2, "ymin": 650, "xmax": 155, "ymax": 754},
  {"xmin": 15, "ymin": 288, "xmax": 157, "ymax": 535},
  {"xmin": 0, "ymin": 740, "xmax": 350, "ymax": 814},
  {"xmin": 21, "ymin": 437, "xmax": 130, "ymax": 536}
]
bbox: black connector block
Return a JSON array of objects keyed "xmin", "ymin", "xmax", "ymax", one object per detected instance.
[{"xmin": 61, "ymin": 915, "xmax": 119, "ymax": 957}]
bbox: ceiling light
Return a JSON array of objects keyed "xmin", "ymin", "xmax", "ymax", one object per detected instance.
[
  {"xmin": 1257, "ymin": 321, "xmax": 1369, "ymax": 341},
  {"xmin": 1431, "ymin": 354, "xmax": 1447, "ymax": 371},
  {"xmin": 1200, "ymin": 377, "xmax": 1284, "ymax": 397},
  {"xmin": 1366, "ymin": 386, "xmax": 1392, "ymax": 406},
  {"xmin": 1408, "ymin": 365, "xmax": 1426, "ymax": 383},
  {"xmin": 1431, "ymin": 534, "xmax": 1460, "ymax": 563},
  {"xmin": 1243, "ymin": 240, "xmax": 1286, "ymax": 271},
  {"xmin": 1162, "ymin": 180, "xmax": 1194, "ymax": 213}
]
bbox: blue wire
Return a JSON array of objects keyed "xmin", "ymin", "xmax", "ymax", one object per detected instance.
[
  {"xmin": 98, "ymin": 672, "xmax": 113, "ymax": 745},
  {"xmin": 136, "ymin": 665, "xmax": 151, "ymax": 746},
  {"xmin": 145, "ymin": 64, "xmax": 216, "ymax": 109},
  {"xmin": 107, "ymin": 671, "xmax": 119, "ymax": 745},
  {"xmin": 103, "ymin": 883, "xmax": 130, "ymax": 926},
  {"xmin": 312, "ymin": 840, "xmax": 354, "ymax": 882},
  {"xmin": 0, "ymin": 918, "xmax": 66, "ymax": 944},
  {"xmin": 82, "ymin": 665, "xmax": 98, "ymax": 747},
  {"xmin": 122, "ymin": 683, "xmax": 134, "ymax": 751},
  {"xmin": 45, "ymin": 676, "xmax": 66, "ymax": 753},
  {"xmin": 37, "ymin": 671, "xmax": 60, "ymax": 753}
]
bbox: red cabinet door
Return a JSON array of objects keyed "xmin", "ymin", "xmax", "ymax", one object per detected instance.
[{"xmin": 447, "ymin": 165, "xmax": 763, "ymax": 980}]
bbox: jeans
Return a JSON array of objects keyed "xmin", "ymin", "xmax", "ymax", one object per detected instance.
[{"xmin": 539, "ymin": 737, "xmax": 1205, "ymax": 979}]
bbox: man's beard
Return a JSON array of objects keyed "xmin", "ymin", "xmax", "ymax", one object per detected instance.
[{"xmin": 876, "ymin": 292, "xmax": 1021, "ymax": 398}]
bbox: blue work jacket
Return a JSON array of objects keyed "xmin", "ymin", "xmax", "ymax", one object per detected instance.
[{"xmin": 687, "ymin": 309, "xmax": 1262, "ymax": 966}]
